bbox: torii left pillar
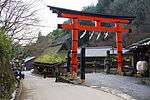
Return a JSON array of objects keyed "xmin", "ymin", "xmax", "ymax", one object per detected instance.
[
  {"xmin": 71, "ymin": 18, "xmax": 78, "ymax": 79},
  {"xmin": 116, "ymin": 23, "xmax": 123, "ymax": 75}
]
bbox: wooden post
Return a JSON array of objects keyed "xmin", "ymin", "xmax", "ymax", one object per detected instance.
[
  {"xmin": 66, "ymin": 50, "xmax": 71, "ymax": 73},
  {"xmin": 105, "ymin": 50, "xmax": 111, "ymax": 74},
  {"xmin": 80, "ymin": 47, "xmax": 85, "ymax": 82}
]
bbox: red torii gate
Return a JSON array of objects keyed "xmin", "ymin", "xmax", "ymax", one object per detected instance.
[{"xmin": 48, "ymin": 6, "xmax": 134, "ymax": 76}]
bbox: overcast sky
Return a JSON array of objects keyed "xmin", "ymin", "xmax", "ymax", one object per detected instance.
[{"xmin": 34, "ymin": 0, "xmax": 98, "ymax": 36}]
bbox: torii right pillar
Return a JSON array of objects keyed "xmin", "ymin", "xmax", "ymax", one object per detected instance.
[{"xmin": 116, "ymin": 23, "xmax": 124, "ymax": 75}]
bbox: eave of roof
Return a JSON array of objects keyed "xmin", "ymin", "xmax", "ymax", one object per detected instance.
[
  {"xmin": 77, "ymin": 47, "xmax": 129, "ymax": 57},
  {"xmin": 128, "ymin": 38, "xmax": 150, "ymax": 49},
  {"xmin": 47, "ymin": 6, "xmax": 135, "ymax": 22},
  {"xmin": 24, "ymin": 57, "xmax": 35, "ymax": 63}
]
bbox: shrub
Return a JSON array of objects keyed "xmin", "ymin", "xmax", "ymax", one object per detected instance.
[{"xmin": 0, "ymin": 29, "xmax": 16, "ymax": 99}]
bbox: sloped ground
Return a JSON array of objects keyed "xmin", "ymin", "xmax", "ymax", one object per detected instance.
[
  {"xmin": 19, "ymin": 72, "xmax": 124, "ymax": 100},
  {"xmin": 85, "ymin": 73, "xmax": 150, "ymax": 100}
]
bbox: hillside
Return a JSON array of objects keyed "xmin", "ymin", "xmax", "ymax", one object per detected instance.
[{"xmin": 84, "ymin": 0, "xmax": 150, "ymax": 47}]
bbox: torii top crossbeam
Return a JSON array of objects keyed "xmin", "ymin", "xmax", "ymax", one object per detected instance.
[
  {"xmin": 48, "ymin": 6, "xmax": 134, "ymax": 76},
  {"xmin": 48, "ymin": 6, "xmax": 134, "ymax": 22}
]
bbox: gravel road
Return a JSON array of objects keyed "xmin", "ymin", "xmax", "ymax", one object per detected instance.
[{"xmin": 85, "ymin": 73, "xmax": 150, "ymax": 100}]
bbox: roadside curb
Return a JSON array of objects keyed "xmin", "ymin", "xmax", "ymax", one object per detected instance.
[
  {"xmin": 56, "ymin": 76, "xmax": 74, "ymax": 84},
  {"xmin": 15, "ymin": 80, "xmax": 23, "ymax": 100}
]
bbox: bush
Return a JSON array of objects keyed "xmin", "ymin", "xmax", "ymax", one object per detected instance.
[
  {"xmin": 0, "ymin": 29, "xmax": 16, "ymax": 99},
  {"xmin": 0, "ymin": 30, "xmax": 12, "ymax": 57}
]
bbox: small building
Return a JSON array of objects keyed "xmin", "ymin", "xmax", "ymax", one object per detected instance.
[
  {"xmin": 33, "ymin": 62, "xmax": 66, "ymax": 77},
  {"xmin": 33, "ymin": 43, "xmax": 67, "ymax": 77},
  {"xmin": 128, "ymin": 38, "xmax": 150, "ymax": 77}
]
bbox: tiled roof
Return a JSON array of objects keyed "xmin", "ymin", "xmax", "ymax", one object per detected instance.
[{"xmin": 128, "ymin": 38, "xmax": 150, "ymax": 49}]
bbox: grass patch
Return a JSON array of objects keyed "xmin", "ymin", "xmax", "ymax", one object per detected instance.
[{"xmin": 35, "ymin": 53, "xmax": 66, "ymax": 64}]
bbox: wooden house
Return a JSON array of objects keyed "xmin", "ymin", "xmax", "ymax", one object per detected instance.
[{"xmin": 77, "ymin": 46, "xmax": 133, "ymax": 73}]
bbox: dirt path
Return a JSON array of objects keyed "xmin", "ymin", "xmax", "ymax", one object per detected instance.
[{"xmin": 19, "ymin": 72, "xmax": 124, "ymax": 100}]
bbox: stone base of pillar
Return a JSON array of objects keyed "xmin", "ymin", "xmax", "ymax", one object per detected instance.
[
  {"xmin": 80, "ymin": 79, "xmax": 85, "ymax": 84},
  {"xmin": 70, "ymin": 71, "xmax": 77, "ymax": 80},
  {"xmin": 117, "ymin": 71, "xmax": 125, "ymax": 76}
]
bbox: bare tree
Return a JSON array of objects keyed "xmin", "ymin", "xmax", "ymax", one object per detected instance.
[{"xmin": 0, "ymin": 0, "xmax": 39, "ymax": 40}]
